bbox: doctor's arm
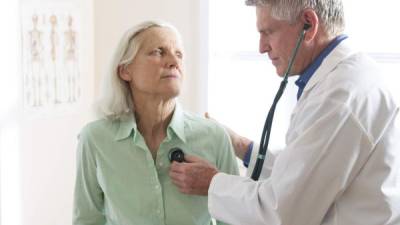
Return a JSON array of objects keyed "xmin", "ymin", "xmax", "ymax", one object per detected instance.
[{"xmin": 208, "ymin": 100, "xmax": 373, "ymax": 225}]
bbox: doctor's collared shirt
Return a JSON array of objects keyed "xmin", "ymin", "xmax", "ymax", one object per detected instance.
[{"xmin": 73, "ymin": 105, "xmax": 238, "ymax": 225}]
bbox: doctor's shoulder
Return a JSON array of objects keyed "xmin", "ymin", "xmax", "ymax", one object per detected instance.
[
  {"xmin": 318, "ymin": 52, "xmax": 397, "ymax": 132},
  {"xmin": 319, "ymin": 51, "xmax": 387, "ymax": 103}
]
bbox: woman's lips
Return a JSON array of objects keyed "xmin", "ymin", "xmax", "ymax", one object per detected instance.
[{"xmin": 161, "ymin": 74, "xmax": 179, "ymax": 79}]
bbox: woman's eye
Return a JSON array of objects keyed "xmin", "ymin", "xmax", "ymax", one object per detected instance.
[
  {"xmin": 176, "ymin": 51, "xmax": 183, "ymax": 59},
  {"xmin": 151, "ymin": 49, "xmax": 163, "ymax": 56}
]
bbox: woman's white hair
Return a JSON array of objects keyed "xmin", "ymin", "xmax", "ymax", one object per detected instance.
[
  {"xmin": 245, "ymin": 0, "xmax": 345, "ymax": 37},
  {"xmin": 96, "ymin": 20, "xmax": 183, "ymax": 119}
]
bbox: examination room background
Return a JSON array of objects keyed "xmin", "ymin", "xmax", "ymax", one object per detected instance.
[{"xmin": 0, "ymin": 0, "xmax": 399, "ymax": 225}]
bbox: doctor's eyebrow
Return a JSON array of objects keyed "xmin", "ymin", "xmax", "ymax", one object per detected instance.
[{"xmin": 259, "ymin": 27, "xmax": 274, "ymax": 35}]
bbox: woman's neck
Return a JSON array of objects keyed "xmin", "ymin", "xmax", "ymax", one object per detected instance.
[{"xmin": 133, "ymin": 96, "xmax": 176, "ymax": 153}]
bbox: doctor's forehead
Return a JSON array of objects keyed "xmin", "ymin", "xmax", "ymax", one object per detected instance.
[
  {"xmin": 256, "ymin": 6, "xmax": 290, "ymax": 33},
  {"xmin": 256, "ymin": 6, "xmax": 273, "ymax": 30}
]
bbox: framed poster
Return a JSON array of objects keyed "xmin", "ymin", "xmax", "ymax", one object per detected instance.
[{"xmin": 21, "ymin": 3, "xmax": 82, "ymax": 113}]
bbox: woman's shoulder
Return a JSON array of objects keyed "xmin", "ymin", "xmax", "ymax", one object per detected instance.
[
  {"xmin": 79, "ymin": 118, "xmax": 117, "ymax": 141},
  {"xmin": 182, "ymin": 111, "xmax": 226, "ymax": 136}
]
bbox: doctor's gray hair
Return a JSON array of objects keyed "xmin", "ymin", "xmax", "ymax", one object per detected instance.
[
  {"xmin": 245, "ymin": 0, "xmax": 345, "ymax": 37},
  {"xmin": 96, "ymin": 20, "xmax": 183, "ymax": 119}
]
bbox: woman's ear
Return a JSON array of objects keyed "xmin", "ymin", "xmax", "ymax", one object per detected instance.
[
  {"xmin": 301, "ymin": 8, "xmax": 319, "ymax": 41},
  {"xmin": 118, "ymin": 65, "xmax": 131, "ymax": 81}
]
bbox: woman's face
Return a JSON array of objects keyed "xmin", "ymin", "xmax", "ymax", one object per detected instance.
[{"xmin": 120, "ymin": 27, "xmax": 184, "ymax": 101}]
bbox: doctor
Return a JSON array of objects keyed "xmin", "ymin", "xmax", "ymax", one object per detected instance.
[{"xmin": 169, "ymin": 0, "xmax": 400, "ymax": 224}]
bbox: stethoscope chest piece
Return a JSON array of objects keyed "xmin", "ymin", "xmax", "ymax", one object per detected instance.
[{"xmin": 168, "ymin": 147, "xmax": 185, "ymax": 163}]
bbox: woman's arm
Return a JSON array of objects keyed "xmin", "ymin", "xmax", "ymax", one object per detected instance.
[{"xmin": 73, "ymin": 128, "xmax": 106, "ymax": 225}]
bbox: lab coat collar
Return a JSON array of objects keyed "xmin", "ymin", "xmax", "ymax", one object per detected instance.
[
  {"xmin": 295, "ymin": 35, "xmax": 348, "ymax": 100},
  {"xmin": 301, "ymin": 38, "xmax": 357, "ymax": 98}
]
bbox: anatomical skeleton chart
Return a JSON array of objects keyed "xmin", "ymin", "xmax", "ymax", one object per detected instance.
[{"xmin": 22, "ymin": 5, "xmax": 81, "ymax": 111}]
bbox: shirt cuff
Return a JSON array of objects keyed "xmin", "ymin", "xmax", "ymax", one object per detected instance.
[{"xmin": 243, "ymin": 141, "xmax": 254, "ymax": 168}]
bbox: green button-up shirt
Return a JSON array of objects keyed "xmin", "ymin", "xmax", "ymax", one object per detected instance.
[{"xmin": 73, "ymin": 105, "xmax": 239, "ymax": 225}]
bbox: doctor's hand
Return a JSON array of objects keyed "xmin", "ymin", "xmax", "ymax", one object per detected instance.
[{"xmin": 169, "ymin": 154, "xmax": 218, "ymax": 196}]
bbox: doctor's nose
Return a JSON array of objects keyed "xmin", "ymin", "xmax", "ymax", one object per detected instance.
[{"xmin": 259, "ymin": 36, "xmax": 271, "ymax": 54}]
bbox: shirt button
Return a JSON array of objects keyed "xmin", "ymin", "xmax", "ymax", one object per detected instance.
[
  {"xmin": 157, "ymin": 209, "xmax": 161, "ymax": 214},
  {"xmin": 155, "ymin": 185, "xmax": 160, "ymax": 189},
  {"xmin": 158, "ymin": 162, "xmax": 163, "ymax": 167}
]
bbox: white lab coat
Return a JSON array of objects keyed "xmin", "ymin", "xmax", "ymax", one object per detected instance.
[{"xmin": 208, "ymin": 39, "xmax": 400, "ymax": 225}]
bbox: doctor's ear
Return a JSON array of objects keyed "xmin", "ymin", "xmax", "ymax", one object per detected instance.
[
  {"xmin": 118, "ymin": 65, "xmax": 132, "ymax": 81},
  {"xmin": 301, "ymin": 9, "xmax": 319, "ymax": 41}
]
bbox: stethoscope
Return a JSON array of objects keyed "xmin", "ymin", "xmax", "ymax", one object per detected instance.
[
  {"xmin": 169, "ymin": 24, "xmax": 311, "ymax": 181},
  {"xmin": 251, "ymin": 23, "xmax": 311, "ymax": 180},
  {"xmin": 169, "ymin": 147, "xmax": 185, "ymax": 163}
]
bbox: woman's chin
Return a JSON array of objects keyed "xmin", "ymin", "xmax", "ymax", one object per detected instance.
[{"xmin": 162, "ymin": 88, "xmax": 180, "ymax": 100}]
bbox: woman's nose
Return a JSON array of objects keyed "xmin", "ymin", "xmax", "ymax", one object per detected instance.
[{"xmin": 165, "ymin": 53, "xmax": 180, "ymax": 68}]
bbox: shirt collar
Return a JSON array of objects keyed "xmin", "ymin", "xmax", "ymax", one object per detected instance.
[
  {"xmin": 114, "ymin": 113, "xmax": 136, "ymax": 141},
  {"xmin": 114, "ymin": 103, "xmax": 186, "ymax": 143},
  {"xmin": 166, "ymin": 103, "xmax": 186, "ymax": 143},
  {"xmin": 295, "ymin": 34, "xmax": 348, "ymax": 99}
]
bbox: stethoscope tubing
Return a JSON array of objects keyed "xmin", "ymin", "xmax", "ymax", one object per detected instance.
[{"xmin": 251, "ymin": 26, "xmax": 309, "ymax": 181}]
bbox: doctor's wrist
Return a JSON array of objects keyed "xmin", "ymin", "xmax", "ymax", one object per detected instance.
[{"xmin": 234, "ymin": 137, "xmax": 253, "ymax": 160}]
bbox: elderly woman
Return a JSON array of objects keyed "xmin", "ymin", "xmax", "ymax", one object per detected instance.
[{"xmin": 73, "ymin": 21, "xmax": 238, "ymax": 225}]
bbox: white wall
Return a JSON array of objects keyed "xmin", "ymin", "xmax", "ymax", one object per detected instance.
[
  {"xmin": 1, "ymin": 0, "xmax": 95, "ymax": 225},
  {"xmin": 94, "ymin": 0, "xmax": 208, "ymax": 114},
  {"xmin": 0, "ymin": 1, "xmax": 22, "ymax": 224}
]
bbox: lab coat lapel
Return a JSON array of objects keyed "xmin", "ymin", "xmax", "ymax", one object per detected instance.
[
  {"xmin": 301, "ymin": 39, "xmax": 356, "ymax": 100},
  {"xmin": 288, "ymin": 39, "xmax": 357, "ymax": 139}
]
